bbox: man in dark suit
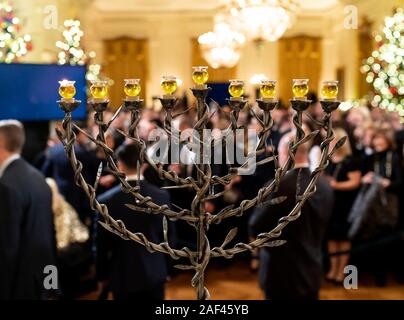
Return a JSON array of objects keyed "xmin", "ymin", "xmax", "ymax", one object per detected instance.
[
  {"xmin": 249, "ymin": 131, "xmax": 333, "ymax": 300},
  {"xmin": 0, "ymin": 120, "xmax": 56, "ymax": 299},
  {"xmin": 95, "ymin": 143, "xmax": 169, "ymax": 300},
  {"xmin": 42, "ymin": 123, "xmax": 98, "ymax": 223}
]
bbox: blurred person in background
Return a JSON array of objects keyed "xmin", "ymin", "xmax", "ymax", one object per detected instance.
[
  {"xmin": 324, "ymin": 128, "xmax": 361, "ymax": 284},
  {"xmin": 361, "ymin": 125, "xmax": 376, "ymax": 157},
  {"xmin": 306, "ymin": 91, "xmax": 322, "ymax": 123},
  {"xmin": 41, "ymin": 122, "xmax": 98, "ymax": 297},
  {"xmin": 360, "ymin": 128, "xmax": 402, "ymax": 286},
  {"xmin": 249, "ymin": 131, "xmax": 333, "ymax": 300},
  {"xmin": 95, "ymin": 128, "xmax": 124, "ymax": 194},
  {"xmin": 270, "ymin": 103, "xmax": 293, "ymax": 149},
  {"xmin": 345, "ymin": 106, "xmax": 372, "ymax": 157},
  {"xmin": 46, "ymin": 178, "xmax": 89, "ymax": 299},
  {"xmin": 42, "ymin": 122, "xmax": 98, "ymax": 225},
  {"xmin": 94, "ymin": 143, "xmax": 170, "ymax": 300},
  {"xmin": 0, "ymin": 120, "xmax": 56, "ymax": 300},
  {"xmin": 390, "ymin": 112, "xmax": 404, "ymax": 283},
  {"xmin": 303, "ymin": 121, "xmax": 323, "ymax": 173}
]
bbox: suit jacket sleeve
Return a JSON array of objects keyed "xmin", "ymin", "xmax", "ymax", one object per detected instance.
[
  {"xmin": 94, "ymin": 192, "xmax": 115, "ymax": 282},
  {"xmin": 249, "ymin": 187, "xmax": 291, "ymax": 237},
  {"xmin": 41, "ymin": 155, "xmax": 53, "ymax": 177},
  {"xmin": 0, "ymin": 183, "xmax": 23, "ymax": 299},
  {"xmin": 93, "ymin": 209, "xmax": 112, "ymax": 282},
  {"xmin": 387, "ymin": 153, "xmax": 402, "ymax": 192}
]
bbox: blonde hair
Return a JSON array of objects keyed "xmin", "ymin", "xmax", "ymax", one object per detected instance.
[
  {"xmin": 348, "ymin": 106, "xmax": 372, "ymax": 128},
  {"xmin": 46, "ymin": 178, "xmax": 89, "ymax": 250},
  {"xmin": 333, "ymin": 128, "xmax": 352, "ymax": 158}
]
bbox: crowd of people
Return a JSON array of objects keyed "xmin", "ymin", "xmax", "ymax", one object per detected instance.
[{"xmin": 1, "ymin": 91, "xmax": 403, "ymax": 300}]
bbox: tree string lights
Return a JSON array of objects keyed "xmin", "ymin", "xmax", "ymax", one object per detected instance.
[
  {"xmin": 56, "ymin": 19, "xmax": 101, "ymax": 82},
  {"xmin": 0, "ymin": 1, "xmax": 32, "ymax": 63},
  {"xmin": 361, "ymin": 8, "xmax": 404, "ymax": 118},
  {"xmin": 56, "ymin": 19, "xmax": 86, "ymax": 66}
]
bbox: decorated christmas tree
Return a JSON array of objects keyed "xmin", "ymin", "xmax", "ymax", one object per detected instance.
[
  {"xmin": 0, "ymin": 1, "xmax": 32, "ymax": 63},
  {"xmin": 361, "ymin": 8, "xmax": 404, "ymax": 118},
  {"xmin": 56, "ymin": 19, "xmax": 101, "ymax": 81}
]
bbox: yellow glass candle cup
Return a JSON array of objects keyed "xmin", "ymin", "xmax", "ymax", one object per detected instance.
[
  {"xmin": 228, "ymin": 79, "xmax": 244, "ymax": 98},
  {"xmin": 260, "ymin": 80, "xmax": 276, "ymax": 99},
  {"xmin": 124, "ymin": 79, "xmax": 141, "ymax": 98},
  {"xmin": 90, "ymin": 80, "xmax": 109, "ymax": 100},
  {"xmin": 161, "ymin": 76, "xmax": 178, "ymax": 95},
  {"xmin": 58, "ymin": 80, "xmax": 76, "ymax": 100},
  {"xmin": 292, "ymin": 79, "xmax": 309, "ymax": 99},
  {"xmin": 321, "ymin": 80, "xmax": 339, "ymax": 100},
  {"xmin": 192, "ymin": 66, "xmax": 209, "ymax": 86}
]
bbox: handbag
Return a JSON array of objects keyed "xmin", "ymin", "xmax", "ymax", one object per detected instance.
[
  {"xmin": 348, "ymin": 178, "xmax": 380, "ymax": 240},
  {"xmin": 349, "ymin": 177, "xmax": 398, "ymax": 241},
  {"xmin": 348, "ymin": 152, "xmax": 399, "ymax": 241}
]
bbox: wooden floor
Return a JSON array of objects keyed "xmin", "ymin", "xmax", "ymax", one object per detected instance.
[
  {"xmin": 165, "ymin": 261, "xmax": 404, "ymax": 300},
  {"xmin": 80, "ymin": 260, "xmax": 404, "ymax": 300}
]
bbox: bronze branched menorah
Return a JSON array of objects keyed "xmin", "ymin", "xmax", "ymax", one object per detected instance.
[{"xmin": 56, "ymin": 77, "xmax": 344, "ymax": 300}]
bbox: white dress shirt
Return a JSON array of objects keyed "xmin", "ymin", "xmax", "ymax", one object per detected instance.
[
  {"xmin": 294, "ymin": 162, "xmax": 310, "ymax": 169},
  {"xmin": 126, "ymin": 174, "xmax": 144, "ymax": 182}
]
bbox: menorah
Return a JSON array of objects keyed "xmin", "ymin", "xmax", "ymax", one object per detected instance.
[{"xmin": 56, "ymin": 71, "xmax": 344, "ymax": 300}]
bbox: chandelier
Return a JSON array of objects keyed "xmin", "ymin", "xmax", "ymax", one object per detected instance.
[
  {"xmin": 198, "ymin": 17, "xmax": 245, "ymax": 69},
  {"xmin": 198, "ymin": 0, "xmax": 297, "ymax": 69},
  {"xmin": 229, "ymin": 0, "xmax": 298, "ymax": 43}
]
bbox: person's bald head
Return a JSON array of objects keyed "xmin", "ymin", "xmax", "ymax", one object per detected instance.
[
  {"xmin": 278, "ymin": 131, "xmax": 310, "ymax": 167},
  {"xmin": 0, "ymin": 120, "xmax": 25, "ymax": 155}
]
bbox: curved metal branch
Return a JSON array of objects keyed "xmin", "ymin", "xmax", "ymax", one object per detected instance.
[
  {"xmin": 125, "ymin": 108, "xmax": 196, "ymax": 189},
  {"xmin": 209, "ymin": 105, "xmax": 275, "ymax": 187},
  {"xmin": 210, "ymin": 110, "xmax": 336, "ymax": 258},
  {"xmin": 72, "ymin": 120, "xmax": 196, "ymax": 223},
  {"xmin": 57, "ymin": 93, "xmax": 339, "ymax": 301},
  {"xmin": 56, "ymin": 112, "xmax": 195, "ymax": 259},
  {"xmin": 209, "ymin": 108, "xmax": 309, "ymax": 224}
]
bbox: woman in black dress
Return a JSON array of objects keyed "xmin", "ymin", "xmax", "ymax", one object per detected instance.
[
  {"xmin": 361, "ymin": 127, "xmax": 402, "ymax": 286},
  {"xmin": 325, "ymin": 128, "xmax": 361, "ymax": 283}
]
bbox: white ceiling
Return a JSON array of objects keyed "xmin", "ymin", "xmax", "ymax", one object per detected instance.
[{"xmin": 94, "ymin": 0, "xmax": 340, "ymax": 13}]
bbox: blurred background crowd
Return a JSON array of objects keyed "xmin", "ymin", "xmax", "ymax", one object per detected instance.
[{"xmin": 0, "ymin": 0, "xmax": 403, "ymax": 301}]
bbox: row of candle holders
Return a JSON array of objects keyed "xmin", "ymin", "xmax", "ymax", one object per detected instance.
[{"xmin": 58, "ymin": 66, "xmax": 339, "ymax": 104}]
